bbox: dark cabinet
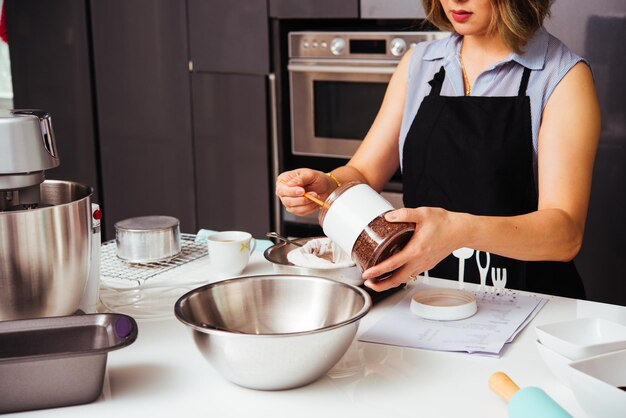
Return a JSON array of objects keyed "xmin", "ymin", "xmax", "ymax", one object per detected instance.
[
  {"xmin": 269, "ymin": 0, "xmax": 359, "ymax": 18},
  {"xmin": 360, "ymin": 0, "xmax": 426, "ymax": 18},
  {"xmin": 191, "ymin": 73, "xmax": 270, "ymax": 236},
  {"xmin": 90, "ymin": 0, "xmax": 196, "ymax": 238},
  {"xmin": 188, "ymin": 0, "xmax": 269, "ymax": 74}
]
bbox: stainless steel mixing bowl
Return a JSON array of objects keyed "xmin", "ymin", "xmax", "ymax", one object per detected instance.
[
  {"xmin": 0, "ymin": 180, "xmax": 92, "ymax": 320},
  {"xmin": 174, "ymin": 274, "xmax": 372, "ymax": 390}
]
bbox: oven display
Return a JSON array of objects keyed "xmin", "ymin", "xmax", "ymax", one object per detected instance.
[
  {"xmin": 313, "ymin": 80, "xmax": 387, "ymax": 140},
  {"xmin": 349, "ymin": 39, "xmax": 387, "ymax": 54}
]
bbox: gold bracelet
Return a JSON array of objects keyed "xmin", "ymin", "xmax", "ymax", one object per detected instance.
[{"xmin": 326, "ymin": 172, "xmax": 341, "ymax": 188}]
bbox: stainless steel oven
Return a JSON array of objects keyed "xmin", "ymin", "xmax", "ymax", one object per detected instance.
[{"xmin": 288, "ymin": 31, "xmax": 449, "ymax": 159}]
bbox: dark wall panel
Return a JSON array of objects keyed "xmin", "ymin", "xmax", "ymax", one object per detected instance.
[
  {"xmin": 192, "ymin": 73, "xmax": 270, "ymax": 236},
  {"xmin": 188, "ymin": 0, "xmax": 269, "ymax": 74},
  {"xmin": 269, "ymin": 0, "xmax": 359, "ymax": 18},
  {"xmin": 90, "ymin": 0, "xmax": 195, "ymax": 238}
]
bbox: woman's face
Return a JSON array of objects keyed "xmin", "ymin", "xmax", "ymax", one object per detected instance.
[{"xmin": 438, "ymin": 0, "xmax": 494, "ymax": 36}]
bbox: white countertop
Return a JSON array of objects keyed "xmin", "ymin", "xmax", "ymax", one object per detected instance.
[{"xmin": 8, "ymin": 252, "xmax": 626, "ymax": 418}]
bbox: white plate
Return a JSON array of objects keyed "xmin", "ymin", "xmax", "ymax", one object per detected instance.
[
  {"xmin": 410, "ymin": 288, "xmax": 477, "ymax": 321},
  {"xmin": 535, "ymin": 340, "xmax": 572, "ymax": 386},
  {"xmin": 535, "ymin": 317, "xmax": 626, "ymax": 360},
  {"xmin": 567, "ymin": 348, "xmax": 626, "ymax": 418}
]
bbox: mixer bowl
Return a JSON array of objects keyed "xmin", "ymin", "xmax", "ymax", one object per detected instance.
[
  {"xmin": 175, "ymin": 274, "xmax": 371, "ymax": 390},
  {"xmin": 0, "ymin": 180, "xmax": 93, "ymax": 320}
]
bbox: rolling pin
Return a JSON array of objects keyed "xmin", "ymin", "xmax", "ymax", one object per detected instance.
[{"xmin": 489, "ymin": 372, "xmax": 572, "ymax": 418}]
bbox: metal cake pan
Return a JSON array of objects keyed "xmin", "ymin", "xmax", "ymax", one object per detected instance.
[
  {"xmin": 0, "ymin": 313, "xmax": 138, "ymax": 414},
  {"xmin": 115, "ymin": 215, "xmax": 181, "ymax": 263}
]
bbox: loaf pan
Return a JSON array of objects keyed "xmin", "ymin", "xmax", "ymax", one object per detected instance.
[{"xmin": 0, "ymin": 313, "xmax": 138, "ymax": 413}]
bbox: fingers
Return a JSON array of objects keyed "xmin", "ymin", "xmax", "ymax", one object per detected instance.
[
  {"xmin": 364, "ymin": 261, "xmax": 429, "ymax": 291},
  {"xmin": 278, "ymin": 195, "xmax": 320, "ymax": 216},
  {"xmin": 364, "ymin": 272, "xmax": 407, "ymax": 292},
  {"xmin": 362, "ymin": 243, "xmax": 417, "ymax": 291},
  {"xmin": 276, "ymin": 169, "xmax": 326, "ymax": 215},
  {"xmin": 276, "ymin": 186, "xmax": 322, "ymax": 215},
  {"xmin": 384, "ymin": 207, "xmax": 416, "ymax": 223},
  {"xmin": 277, "ymin": 168, "xmax": 320, "ymax": 188},
  {"xmin": 362, "ymin": 246, "xmax": 412, "ymax": 282},
  {"xmin": 363, "ymin": 255, "xmax": 422, "ymax": 291},
  {"xmin": 361, "ymin": 217, "xmax": 423, "ymax": 282},
  {"xmin": 361, "ymin": 209, "xmax": 440, "ymax": 291},
  {"xmin": 275, "ymin": 180, "xmax": 305, "ymax": 199}
]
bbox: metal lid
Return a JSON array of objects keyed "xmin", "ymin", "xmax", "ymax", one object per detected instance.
[
  {"xmin": 0, "ymin": 109, "xmax": 60, "ymax": 191},
  {"xmin": 0, "ymin": 110, "xmax": 59, "ymax": 172},
  {"xmin": 114, "ymin": 215, "xmax": 180, "ymax": 232}
]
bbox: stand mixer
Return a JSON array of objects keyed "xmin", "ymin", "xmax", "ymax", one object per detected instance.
[
  {"xmin": 0, "ymin": 110, "xmax": 59, "ymax": 211},
  {"xmin": 0, "ymin": 110, "xmax": 100, "ymax": 320}
]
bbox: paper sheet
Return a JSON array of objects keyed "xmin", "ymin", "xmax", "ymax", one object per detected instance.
[{"xmin": 359, "ymin": 284, "xmax": 548, "ymax": 357}]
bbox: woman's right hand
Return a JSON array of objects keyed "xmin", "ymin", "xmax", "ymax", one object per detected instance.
[{"xmin": 275, "ymin": 168, "xmax": 334, "ymax": 216}]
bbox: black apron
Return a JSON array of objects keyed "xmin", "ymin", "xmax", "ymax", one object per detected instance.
[{"xmin": 402, "ymin": 66, "xmax": 585, "ymax": 299}]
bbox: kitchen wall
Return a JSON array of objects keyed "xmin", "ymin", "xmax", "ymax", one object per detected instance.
[
  {"xmin": 6, "ymin": 0, "xmax": 271, "ymax": 240},
  {"xmin": 544, "ymin": 0, "xmax": 626, "ymax": 306}
]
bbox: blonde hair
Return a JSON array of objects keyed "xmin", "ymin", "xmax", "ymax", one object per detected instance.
[{"xmin": 422, "ymin": 0, "xmax": 553, "ymax": 53}]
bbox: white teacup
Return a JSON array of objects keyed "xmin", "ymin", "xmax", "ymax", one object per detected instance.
[{"xmin": 207, "ymin": 231, "xmax": 256, "ymax": 275}]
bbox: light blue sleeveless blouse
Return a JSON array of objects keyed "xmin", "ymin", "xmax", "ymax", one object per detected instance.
[{"xmin": 399, "ymin": 27, "xmax": 585, "ymax": 174}]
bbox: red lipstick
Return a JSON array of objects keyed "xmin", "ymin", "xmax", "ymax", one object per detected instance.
[{"xmin": 451, "ymin": 9, "xmax": 472, "ymax": 23}]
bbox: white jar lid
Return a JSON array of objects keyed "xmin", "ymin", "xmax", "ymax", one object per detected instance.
[{"xmin": 410, "ymin": 288, "xmax": 477, "ymax": 321}]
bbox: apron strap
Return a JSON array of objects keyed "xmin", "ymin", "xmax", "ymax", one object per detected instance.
[
  {"xmin": 428, "ymin": 66, "xmax": 446, "ymax": 97},
  {"xmin": 517, "ymin": 67, "xmax": 532, "ymax": 96}
]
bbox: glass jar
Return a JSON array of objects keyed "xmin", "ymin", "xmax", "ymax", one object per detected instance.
[{"xmin": 318, "ymin": 181, "xmax": 415, "ymax": 281}]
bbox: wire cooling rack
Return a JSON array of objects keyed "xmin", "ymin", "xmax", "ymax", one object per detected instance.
[{"xmin": 100, "ymin": 233, "xmax": 207, "ymax": 286}]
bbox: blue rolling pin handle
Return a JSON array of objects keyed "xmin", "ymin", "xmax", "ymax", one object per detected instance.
[{"xmin": 509, "ymin": 387, "xmax": 573, "ymax": 418}]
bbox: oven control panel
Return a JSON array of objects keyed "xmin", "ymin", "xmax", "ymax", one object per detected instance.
[{"xmin": 289, "ymin": 31, "xmax": 449, "ymax": 60}]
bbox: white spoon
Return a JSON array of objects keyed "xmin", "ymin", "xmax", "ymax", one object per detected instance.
[{"xmin": 452, "ymin": 247, "xmax": 474, "ymax": 289}]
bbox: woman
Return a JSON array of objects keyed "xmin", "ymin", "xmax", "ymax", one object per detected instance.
[{"xmin": 276, "ymin": 0, "xmax": 600, "ymax": 298}]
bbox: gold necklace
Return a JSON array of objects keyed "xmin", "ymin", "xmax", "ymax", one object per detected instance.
[{"xmin": 460, "ymin": 42, "xmax": 472, "ymax": 96}]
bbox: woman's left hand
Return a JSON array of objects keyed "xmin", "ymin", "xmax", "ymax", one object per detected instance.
[{"xmin": 361, "ymin": 207, "xmax": 466, "ymax": 291}]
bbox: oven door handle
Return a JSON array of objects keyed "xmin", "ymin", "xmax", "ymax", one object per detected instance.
[{"xmin": 288, "ymin": 63, "xmax": 396, "ymax": 75}]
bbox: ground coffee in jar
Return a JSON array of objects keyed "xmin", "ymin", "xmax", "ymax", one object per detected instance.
[{"xmin": 318, "ymin": 181, "xmax": 415, "ymax": 281}]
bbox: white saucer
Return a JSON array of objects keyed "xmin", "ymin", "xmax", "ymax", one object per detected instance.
[{"xmin": 410, "ymin": 288, "xmax": 477, "ymax": 321}]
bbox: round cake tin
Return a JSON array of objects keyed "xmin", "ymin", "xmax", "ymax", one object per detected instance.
[{"xmin": 115, "ymin": 215, "xmax": 181, "ymax": 263}]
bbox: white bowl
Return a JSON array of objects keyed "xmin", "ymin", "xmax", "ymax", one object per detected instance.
[
  {"xmin": 567, "ymin": 348, "xmax": 626, "ymax": 418},
  {"xmin": 535, "ymin": 317, "xmax": 626, "ymax": 360},
  {"xmin": 535, "ymin": 339, "xmax": 572, "ymax": 386}
]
